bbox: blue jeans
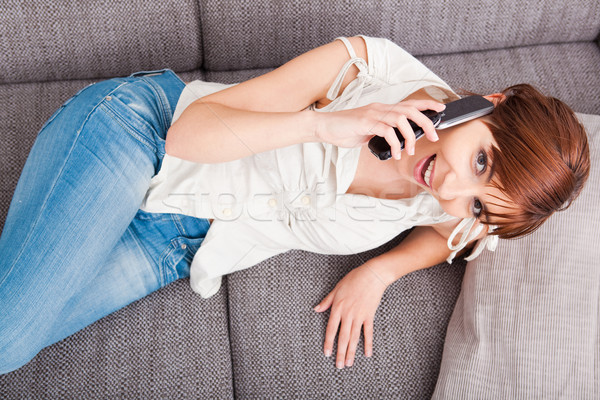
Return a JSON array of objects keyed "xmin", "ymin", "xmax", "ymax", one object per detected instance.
[{"xmin": 0, "ymin": 70, "xmax": 210, "ymax": 374}]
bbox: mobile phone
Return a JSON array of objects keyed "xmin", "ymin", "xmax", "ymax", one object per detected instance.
[{"xmin": 367, "ymin": 95, "xmax": 495, "ymax": 160}]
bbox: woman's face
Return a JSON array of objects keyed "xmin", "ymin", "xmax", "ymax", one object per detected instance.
[{"xmin": 401, "ymin": 116, "xmax": 512, "ymax": 221}]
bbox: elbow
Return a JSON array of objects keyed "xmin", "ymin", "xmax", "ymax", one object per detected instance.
[
  {"xmin": 164, "ymin": 102, "xmax": 220, "ymax": 163},
  {"xmin": 165, "ymin": 123, "xmax": 210, "ymax": 163},
  {"xmin": 164, "ymin": 125, "xmax": 180, "ymax": 158}
]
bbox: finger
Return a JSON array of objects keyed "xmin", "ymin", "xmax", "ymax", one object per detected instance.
[
  {"xmin": 314, "ymin": 290, "xmax": 335, "ymax": 312},
  {"xmin": 404, "ymin": 99, "xmax": 446, "ymax": 113},
  {"xmin": 363, "ymin": 320, "xmax": 374, "ymax": 357},
  {"xmin": 404, "ymin": 108, "xmax": 439, "ymax": 143},
  {"xmin": 336, "ymin": 318, "xmax": 352, "ymax": 369},
  {"xmin": 375, "ymin": 124, "xmax": 401, "ymax": 160},
  {"xmin": 395, "ymin": 115, "xmax": 416, "ymax": 156},
  {"xmin": 345, "ymin": 321, "xmax": 362, "ymax": 367},
  {"xmin": 323, "ymin": 310, "xmax": 341, "ymax": 357}
]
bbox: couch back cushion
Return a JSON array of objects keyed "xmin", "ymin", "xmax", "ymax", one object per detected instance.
[
  {"xmin": 199, "ymin": 0, "xmax": 600, "ymax": 71},
  {"xmin": 3, "ymin": 0, "xmax": 599, "ymax": 83},
  {"xmin": 0, "ymin": 0, "xmax": 202, "ymax": 83}
]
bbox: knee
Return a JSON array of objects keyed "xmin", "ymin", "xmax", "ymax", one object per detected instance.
[
  {"xmin": 0, "ymin": 291, "xmax": 46, "ymax": 374},
  {"xmin": 0, "ymin": 325, "xmax": 41, "ymax": 374}
]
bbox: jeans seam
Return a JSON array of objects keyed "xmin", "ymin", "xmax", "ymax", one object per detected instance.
[
  {"xmin": 158, "ymin": 243, "xmax": 170, "ymax": 287},
  {"xmin": 159, "ymin": 241, "xmax": 180, "ymax": 286},
  {"xmin": 172, "ymin": 214, "xmax": 188, "ymax": 237},
  {"xmin": 0, "ymin": 83, "xmax": 127, "ymax": 288},
  {"xmin": 36, "ymin": 83, "xmax": 95, "ymax": 135},
  {"xmin": 137, "ymin": 74, "xmax": 179, "ymax": 166},
  {"xmin": 139, "ymin": 76, "xmax": 172, "ymax": 137},
  {"xmin": 127, "ymin": 225, "xmax": 165, "ymax": 287}
]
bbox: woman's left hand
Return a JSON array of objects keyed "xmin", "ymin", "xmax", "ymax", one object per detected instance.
[{"xmin": 313, "ymin": 263, "xmax": 389, "ymax": 368}]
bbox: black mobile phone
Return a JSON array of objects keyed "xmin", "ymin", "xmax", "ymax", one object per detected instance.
[{"xmin": 368, "ymin": 95, "xmax": 495, "ymax": 160}]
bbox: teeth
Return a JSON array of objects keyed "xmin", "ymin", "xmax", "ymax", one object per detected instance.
[{"xmin": 424, "ymin": 157, "xmax": 435, "ymax": 187}]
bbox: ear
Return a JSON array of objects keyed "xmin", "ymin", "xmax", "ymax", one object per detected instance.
[{"xmin": 483, "ymin": 93, "xmax": 507, "ymax": 107}]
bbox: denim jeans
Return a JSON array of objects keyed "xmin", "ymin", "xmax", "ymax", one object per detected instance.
[{"xmin": 0, "ymin": 70, "xmax": 210, "ymax": 374}]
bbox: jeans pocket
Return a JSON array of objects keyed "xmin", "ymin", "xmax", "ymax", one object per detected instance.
[
  {"xmin": 99, "ymin": 94, "xmax": 159, "ymax": 155},
  {"xmin": 181, "ymin": 236, "xmax": 205, "ymax": 264},
  {"xmin": 161, "ymin": 235, "xmax": 205, "ymax": 284}
]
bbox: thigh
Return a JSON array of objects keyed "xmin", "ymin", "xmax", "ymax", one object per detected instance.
[
  {"xmin": 45, "ymin": 210, "xmax": 209, "ymax": 347},
  {"xmin": 0, "ymin": 71, "xmax": 185, "ymax": 372},
  {"xmin": 0, "ymin": 81, "xmax": 160, "ymax": 300}
]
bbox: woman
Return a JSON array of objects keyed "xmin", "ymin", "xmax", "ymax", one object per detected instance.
[{"xmin": 0, "ymin": 36, "xmax": 589, "ymax": 374}]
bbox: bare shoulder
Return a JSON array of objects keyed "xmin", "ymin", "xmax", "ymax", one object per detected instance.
[
  {"xmin": 312, "ymin": 36, "xmax": 368, "ymax": 109},
  {"xmin": 346, "ymin": 36, "xmax": 368, "ymax": 60},
  {"xmin": 198, "ymin": 36, "xmax": 371, "ymax": 113}
]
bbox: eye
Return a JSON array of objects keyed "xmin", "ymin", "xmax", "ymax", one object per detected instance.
[
  {"xmin": 472, "ymin": 198, "xmax": 483, "ymax": 218},
  {"xmin": 475, "ymin": 150, "xmax": 487, "ymax": 175}
]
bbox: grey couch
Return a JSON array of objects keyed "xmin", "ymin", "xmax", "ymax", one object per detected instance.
[{"xmin": 1, "ymin": 1, "xmax": 599, "ymax": 399}]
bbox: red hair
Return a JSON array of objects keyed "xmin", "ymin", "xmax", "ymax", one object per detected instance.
[{"xmin": 482, "ymin": 84, "xmax": 590, "ymax": 239}]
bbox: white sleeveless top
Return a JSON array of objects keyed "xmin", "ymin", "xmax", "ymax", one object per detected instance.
[{"xmin": 141, "ymin": 35, "xmax": 498, "ymax": 298}]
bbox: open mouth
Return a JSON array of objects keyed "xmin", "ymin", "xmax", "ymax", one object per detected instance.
[{"xmin": 415, "ymin": 154, "xmax": 436, "ymax": 188}]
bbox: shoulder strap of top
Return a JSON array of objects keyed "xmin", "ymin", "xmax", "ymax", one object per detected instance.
[
  {"xmin": 326, "ymin": 37, "xmax": 370, "ymax": 101},
  {"xmin": 335, "ymin": 36, "xmax": 357, "ymax": 58},
  {"xmin": 445, "ymin": 217, "xmax": 498, "ymax": 263}
]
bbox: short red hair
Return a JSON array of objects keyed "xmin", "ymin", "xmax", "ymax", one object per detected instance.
[{"xmin": 482, "ymin": 84, "xmax": 590, "ymax": 239}]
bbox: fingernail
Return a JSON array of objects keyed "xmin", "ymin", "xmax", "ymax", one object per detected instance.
[
  {"xmin": 366, "ymin": 350, "xmax": 372, "ymax": 357},
  {"xmin": 408, "ymin": 147, "xmax": 414, "ymax": 156},
  {"xmin": 394, "ymin": 153, "xmax": 401, "ymax": 160},
  {"xmin": 313, "ymin": 305, "xmax": 320, "ymax": 311},
  {"xmin": 324, "ymin": 349, "xmax": 331, "ymax": 357},
  {"xmin": 346, "ymin": 359, "xmax": 353, "ymax": 367},
  {"xmin": 336, "ymin": 361, "xmax": 344, "ymax": 369},
  {"xmin": 432, "ymin": 131, "xmax": 439, "ymax": 142}
]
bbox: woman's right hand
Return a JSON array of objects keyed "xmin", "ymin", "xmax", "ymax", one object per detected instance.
[{"xmin": 313, "ymin": 99, "xmax": 446, "ymax": 159}]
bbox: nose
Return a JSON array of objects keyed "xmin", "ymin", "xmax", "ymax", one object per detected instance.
[{"xmin": 437, "ymin": 171, "xmax": 478, "ymax": 200}]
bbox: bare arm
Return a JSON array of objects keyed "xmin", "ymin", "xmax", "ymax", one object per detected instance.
[
  {"xmin": 165, "ymin": 37, "xmax": 444, "ymax": 163},
  {"xmin": 166, "ymin": 105, "xmax": 317, "ymax": 163},
  {"xmin": 315, "ymin": 223, "xmax": 485, "ymax": 369},
  {"xmin": 165, "ymin": 37, "xmax": 366, "ymax": 162},
  {"xmin": 366, "ymin": 225, "xmax": 453, "ymax": 284}
]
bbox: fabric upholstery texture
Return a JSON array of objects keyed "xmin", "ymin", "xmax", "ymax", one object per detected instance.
[
  {"xmin": 433, "ymin": 114, "xmax": 600, "ymax": 399},
  {"xmin": 0, "ymin": 0, "xmax": 203, "ymax": 83},
  {"xmin": 0, "ymin": 280, "xmax": 235, "ymax": 399},
  {"xmin": 199, "ymin": 0, "xmax": 600, "ymax": 70},
  {"xmin": 420, "ymin": 42, "xmax": 600, "ymax": 115},
  {"xmin": 226, "ymin": 232, "xmax": 465, "ymax": 399}
]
